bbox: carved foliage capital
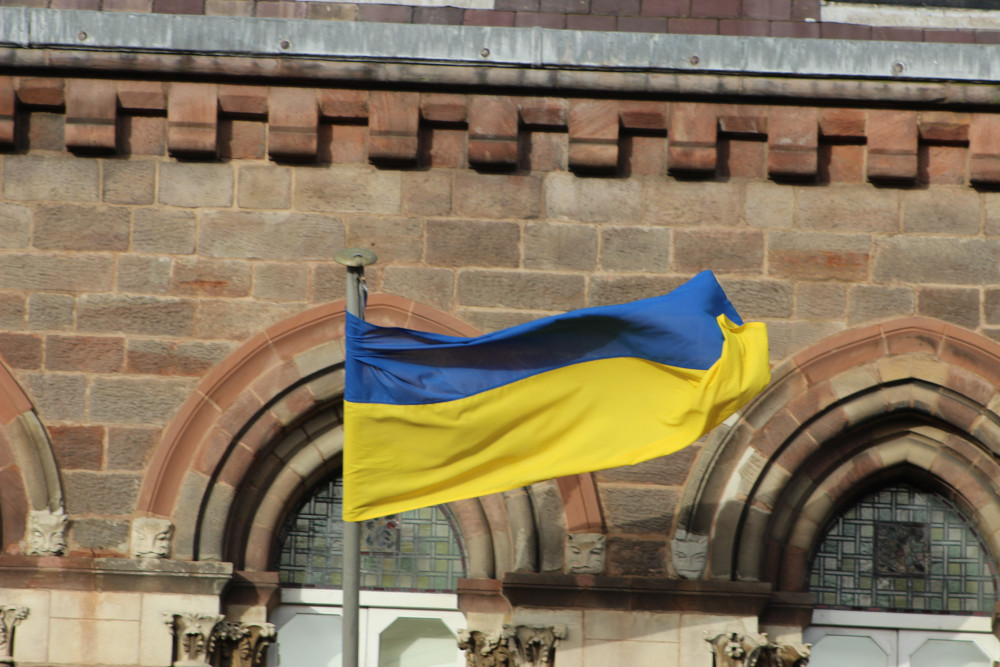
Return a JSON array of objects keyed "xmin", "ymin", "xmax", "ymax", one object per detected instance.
[
  {"xmin": 705, "ymin": 631, "xmax": 811, "ymax": 667},
  {"xmin": 503, "ymin": 624, "xmax": 567, "ymax": 667},
  {"xmin": 0, "ymin": 606, "xmax": 29, "ymax": 664}
]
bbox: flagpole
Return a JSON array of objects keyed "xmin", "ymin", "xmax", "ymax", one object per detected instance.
[{"xmin": 334, "ymin": 247, "xmax": 377, "ymax": 667}]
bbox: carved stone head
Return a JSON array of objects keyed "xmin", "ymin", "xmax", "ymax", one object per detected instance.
[
  {"xmin": 26, "ymin": 508, "xmax": 68, "ymax": 556},
  {"xmin": 131, "ymin": 517, "xmax": 174, "ymax": 558},
  {"xmin": 564, "ymin": 533, "xmax": 606, "ymax": 574},
  {"xmin": 671, "ymin": 528, "xmax": 708, "ymax": 580}
]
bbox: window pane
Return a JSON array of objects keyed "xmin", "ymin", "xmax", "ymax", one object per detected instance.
[
  {"xmin": 277, "ymin": 612, "xmax": 342, "ymax": 667},
  {"xmin": 809, "ymin": 635, "xmax": 888, "ymax": 667},
  {"xmin": 276, "ymin": 473, "xmax": 467, "ymax": 592},
  {"xmin": 910, "ymin": 639, "xmax": 990, "ymax": 667},
  {"xmin": 378, "ymin": 617, "xmax": 458, "ymax": 667},
  {"xmin": 809, "ymin": 484, "xmax": 998, "ymax": 613}
]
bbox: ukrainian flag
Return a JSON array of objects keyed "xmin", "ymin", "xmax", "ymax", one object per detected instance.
[{"xmin": 343, "ymin": 271, "xmax": 769, "ymax": 521}]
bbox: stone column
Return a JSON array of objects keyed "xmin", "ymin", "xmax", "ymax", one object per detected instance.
[{"xmin": 0, "ymin": 606, "xmax": 29, "ymax": 665}]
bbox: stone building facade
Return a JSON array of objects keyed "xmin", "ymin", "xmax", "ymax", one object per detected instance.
[{"xmin": 2, "ymin": 0, "xmax": 1000, "ymax": 665}]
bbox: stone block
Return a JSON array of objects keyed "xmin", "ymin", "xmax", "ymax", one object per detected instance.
[
  {"xmin": 519, "ymin": 97, "xmax": 569, "ymax": 127},
  {"xmin": 294, "ymin": 164, "xmax": 401, "ymax": 214},
  {"xmin": 48, "ymin": 618, "xmax": 140, "ymax": 665},
  {"xmin": 420, "ymin": 93, "xmax": 467, "ymax": 123},
  {"xmin": 171, "ymin": 258, "xmax": 251, "ymax": 297},
  {"xmin": 620, "ymin": 101, "xmax": 668, "ymax": 130},
  {"xmin": 768, "ymin": 231, "xmax": 870, "ymax": 281},
  {"xmin": 49, "ymin": 425, "xmax": 105, "ymax": 470},
  {"xmin": 268, "ymin": 87, "xmax": 319, "ymax": 160},
  {"xmin": 867, "ymin": 110, "xmax": 918, "ymax": 182},
  {"xmin": 795, "ymin": 282, "xmax": 846, "ymax": 320},
  {"xmin": 919, "ymin": 144, "xmax": 966, "ymax": 185},
  {"xmin": 903, "ymin": 187, "xmax": 980, "ymax": 234},
  {"xmin": 319, "ymin": 89, "xmax": 368, "ymax": 120},
  {"xmin": 569, "ymin": 99, "xmax": 620, "ymax": 171},
  {"xmin": 346, "ymin": 215, "xmax": 424, "ymax": 263},
  {"xmin": 78, "ymin": 294, "xmax": 195, "ymax": 336},
  {"xmin": 32, "ymin": 204, "xmax": 130, "ymax": 252},
  {"xmin": 795, "ymin": 184, "xmax": 899, "ymax": 232},
  {"xmin": 768, "ymin": 106, "xmax": 818, "ymax": 178},
  {"xmin": 969, "ymin": 114, "xmax": 1000, "ymax": 186},
  {"xmin": 874, "ymin": 236, "xmax": 1000, "ymax": 284},
  {"xmin": 589, "ymin": 275, "xmax": 687, "ymax": 306},
  {"xmin": 0, "ymin": 293, "xmax": 26, "ymax": 331},
  {"xmin": 600, "ymin": 226, "xmax": 671, "ymax": 272},
  {"xmin": 919, "ymin": 110, "xmax": 970, "ymax": 142},
  {"xmin": 0, "ymin": 332, "xmax": 41, "ymax": 369},
  {"xmin": 0, "ymin": 76, "xmax": 14, "ymax": 147},
  {"xmin": 107, "ymin": 427, "xmax": 159, "ymax": 470},
  {"xmin": 524, "ymin": 222, "xmax": 598, "ymax": 271},
  {"xmin": 719, "ymin": 278, "xmax": 793, "ymax": 318},
  {"xmin": 64, "ymin": 79, "xmax": 117, "ymax": 151},
  {"xmin": 468, "ymin": 95, "xmax": 519, "ymax": 168},
  {"xmin": 126, "ymin": 339, "xmax": 234, "ymax": 376},
  {"xmin": 744, "ymin": 181, "xmax": 794, "ymax": 228},
  {"xmin": 103, "ymin": 159, "xmax": 156, "ymax": 205},
  {"xmin": 427, "ymin": 219, "xmax": 521, "ymax": 267},
  {"xmin": 402, "ymin": 169, "xmax": 452, "ymax": 217},
  {"xmin": 70, "ymin": 518, "xmax": 130, "ymax": 553},
  {"xmin": 606, "ymin": 536, "xmax": 666, "ymax": 575},
  {"xmin": 625, "ymin": 134, "xmax": 667, "ymax": 176},
  {"xmin": 221, "ymin": 118, "xmax": 266, "ymax": 159},
  {"xmin": 27, "ymin": 110, "xmax": 66, "ymax": 151},
  {"xmin": 238, "ymin": 164, "xmax": 292, "ymax": 209},
  {"xmin": 89, "ymin": 378, "xmax": 194, "ymax": 426},
  {"xmin": 545, "ymin": 172, "xmax": 642, "ymax": 223},
  {"xmin": 422, "ymin": 126, "xmax": 466, "ymax": 169},
  {"xmin": 820, "ymin": 144, "xmax": 865, "ymax": 183},
  {"xmin": 526, "ymin": 130, "xmax": 568, "ymax": 172},
  {"xmin": 24, "ymin": 373, "xmax": 87, "ymax": 421},
  {"xmin": 167, "ymin": 82, "xmax": 219, "ymax": 156},
  {"xmin": 917, "ymin": 287, "xmax": 980, "ymax": 329},
  {"xmin": 46, "ymin": 335, "xmax": 125, "ymax": 373},
  {"xmin": 28, "ymin": 293, "xmax": 74, "ymax": 331},
  {"xmin": 3, "ymin": 155, "xmax": 99, "ymax": 202},
  {"xmin": 200, "ymin": 211, "xmax": 344, "ymax": 260},
  {"xmin": 159, "ymin": 162, "xmax": 234, "ymax": 208},
  {"xmin": 382, "ymin": 266, "xmax": 455, "ymax": 312},
  {"xmin": 668, "ymin": 102, "xmax": 717, "ymax": 174},
  {"xmin": 116, "ymin": 255, "xmax": 171, "ymax": 294},
  {"xmin": 120, "ymin": 115, "xmax": 166, "ymax": 155},
  {"xmin": 0, "ymin": 203, "xmax": 30, "ymax": 248},
  {"xmin": 644, "ymin": 180, "xmax": 740, "ymax": 226},
  {"xmin": 368, "ymin": 90, "xmax": 420, "ymax": 164},
  {"xmin": 596, "ymin": 448, "xmax": 698, "ymax": 486},
  {"xmin": 16, "ymin": 76, "xmax": 64, "ymax": 107},
  {"xmin": 118, "ymin": 81, "xmax": 166, "ymax": 111},
  {"xmin": 818, "ymin": 108, "xmax": 865, "ymax": 138},
  {"xmin": 0, "ymin": 254, "xmax": 113, "ymax": 291},
  {"xmin": 673, "ymin": 229, "xmax": 764, "ymax": 274},
  {"xmin": 194, "ymin": 299, "xmax": 301, "ymax": 340},
  {"xmin": 848, "ymin": 285, "xmax": 915, "ymax": 325},
  {"xmin": 453, "ymin": 172, "xmax": 542, "ymax": 219},
  {"xmin": 252, "ymin": 262, "xmax": 310, "ymax": 302},
  {"xmin": 457, "ymin": 269, "xmax": 585, "ymax": 310}
]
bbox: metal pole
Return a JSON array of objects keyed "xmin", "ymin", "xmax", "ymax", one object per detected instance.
[{"xmin": 334, "ymin": 248, "xmax": 377, "ymax": 667}]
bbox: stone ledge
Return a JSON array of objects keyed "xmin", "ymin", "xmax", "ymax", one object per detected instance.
[
  {"xmin": 502, "ymin": 572, "xmax": 774, "ymax": 615},
  {"xmin": 0, "ymin": 556, "xmax": 233, "ymax": 595}
]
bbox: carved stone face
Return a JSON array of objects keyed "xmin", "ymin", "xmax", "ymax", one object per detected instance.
[
  {"xmin": 564, "ymin": 533, "xmax": 606, "ymax": 574},
  {"xmin": 131, "ymin": 517, "xmax": 174, "ymax": 558},
  {"xmin": 26, "ymin": 508, "xmax": 68, "ymax": 556},
  {"xmin": 671, "ymin": 529, "xmax": 708, "ymax": 580}
]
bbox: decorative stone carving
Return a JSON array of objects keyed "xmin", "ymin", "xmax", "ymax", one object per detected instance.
[
  {"xmin": 131, "ymin": 517, "xmax": 174, "ymax": 559},
  {"xmin": 563, "ymin": 533, "xmax": 606, "ymax": 575},
  {"xmin": 165, "ymin": 612, "xmax": 225, "ymax": 667},
  {"xmin": 26, "ymin": 508, "xmax": 68, "ymax": 556},
  {"xmin": 212, "ymin": 621, "xmax": 276, "ymax": 667},
  {"xmin": 672, "ymin": 528, "xmax": 709, "ymax": 580},
  {"xmin": 458, "ymin": 629, "xmax": 512, "ymax": 667},
  {"xmin": 706, "ymin": 631, "xmax": 811, "ymax": 667},
  {"xmin": 0, "ymin": 606, "xmax": 29, "ymax": 665},
  {"xmin": 503, "ymin": 624, "xmax": 567, "ymax": 667}
]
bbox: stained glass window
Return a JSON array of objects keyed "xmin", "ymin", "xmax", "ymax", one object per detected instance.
[
  {"xmin": 277, "ymin": 474, "xmax": 467, "ymax": 592},
  {"xmin": 809, "ymin": 484, "xmax": 998, "ymax": 613}
]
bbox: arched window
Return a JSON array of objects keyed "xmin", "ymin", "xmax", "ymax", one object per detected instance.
[
  {"xmin": 805, "ymin": 484, "xmax": 1000, "ymax": 667},
  {"xmin": 270, "ymin": 472, "xmax": 468, "ymax": 667}
]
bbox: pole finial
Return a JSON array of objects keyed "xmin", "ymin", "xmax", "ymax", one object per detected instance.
[{"xmin": 335, "ymin": 248, "xmax": 377, "ymax": 267}]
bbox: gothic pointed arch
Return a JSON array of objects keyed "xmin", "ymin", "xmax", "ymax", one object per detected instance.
[
  {"xmin": 0, "ymin": 358, "xmax": 64, "ymax": 553},
  {"xmin": 678, "ymin": 317, "xmax": 1000, "ymax": 601},
  {"xmin": 138, "ymin": 294, "xmax": 603, "ymax": 578}
]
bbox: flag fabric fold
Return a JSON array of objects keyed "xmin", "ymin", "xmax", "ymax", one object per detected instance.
[{"xmin": 342, "ymin": 270, "xmax": 769, "ymax": 521}]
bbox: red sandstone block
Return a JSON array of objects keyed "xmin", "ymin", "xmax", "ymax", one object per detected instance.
[
  {"xmin": 369, "ymin": 91, "xmax": 420, "ymax": 164},
  {"xmin": 117, "ymin": 81, "xmax": 165, "ymax": 111},
  {"xmin": 918, "ymin": 111, "xmax": 970, "ymax": 143},
  {"xmin": 421, "ymin": 93, "xmax": 467, "ymax": 123},
  {"xmin": 620, "ymin": 100, "xmax": 667, "ymax": 130},
  {"xmin": 515, "ymin": 11, "xmax": 565, "ymax": 27},
  {"xmin": 167, "ymin": 82, "xmax": 219, "ymax": 156},
  {"xmin": 920, "ymin": 145, "xmax": 966, "ymax": 185},
  {"xmin": 820, "ymin": 144, "xmax": 864, "ymax": 183},
  {"xmin": 668, "ymin": 101, "xmax": 717, "ymax": 173},
  {"xmin": 0, "ymin": 76, "xmax": 14, "ymax": 147},
  {"xmin": 0, "ymin": 333, "xmax": 41, "ymax": 370},
  {"xmin": 519, "ymin": 97, "xmax": 568, "ymax": 128},
  {"xmin": 468, "ymin": 95, "xmax": 519, "ymax": 168},
  {"xmin": 15, "ymin": 77, "xmax": 64, "ymax": 107},
  {"xmin": 718, "ymin": 104, "xmax": 767, "ymax": 136},
  {"xmin": 64, "ymin": 79, "xmax": 117, "ymax": 151},
  {"xmin": 969, "ymin": 114, "xmax": 1000, "ymax": 185},
  {"xmin": 641, "ymin": 0, "xmax": 687, "ymax": 15},
  {"xmin": 569, "ymin": 99, "xmax": 619, "ymax": 171},
  {"xmin": 319, "ymin": 89, "xmax": 368, "ymax": 120},
  {"xmin": 221, "ymin": 119, "xmax": 266, "ymax": 159},
  {"xmin": 268, "ymin": 87, "xmax": 318, "ymax": 161},
  {"xmin": 218, "ymin": 85, "xmax": 268, "ymax": 116},
  {"xmin": 768, "ymin": 106, "xmax": 817, "ymax": 178},
  {"xmin": 669, "ymin": 17, "xmax": 718, "ymax": 33},
  {"xmin": 566, "ymin": 14, "xmax": 616, "ymax": 30},
  {"xmin": 464, "ymin": 9, "xmax": 514, "ymax": 25},
  {"xmin": 819, "ymin": 108, "xmax": 865, "ymax": 139},
  {"xmin": 724, "ymin": 138, "xmax": 766, "ymax": 178},
  {"xmin": 327, "ymin": 124, "xmax": 368, "ymax": 164},
  {"xmin": 625, "ymin": 134, "xmax": 665, "ymax": 175},
  {"xmin": 867, "ymin": 109, "xmax": 917, "ymax": 182}
]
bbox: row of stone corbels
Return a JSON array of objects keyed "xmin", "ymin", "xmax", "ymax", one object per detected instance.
[
  {"xmin": 458, "ymin": 624, "xmax": 566, "ymax": 667},
  {"xmin": 166, "ymin": 613, "xmax": 275, "ymax": 667},
  {"xmin": 4, "ymin": 74, "xmax": 1000, "ymax": 183},
  {"xmin": 22, "ymin": 508, "xmax": 173, "ymax": 559}
]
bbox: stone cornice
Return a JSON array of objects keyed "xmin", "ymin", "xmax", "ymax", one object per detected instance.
[{"xmin": 0, "ymin": 556, "xmax": 233, "ymax": 595}]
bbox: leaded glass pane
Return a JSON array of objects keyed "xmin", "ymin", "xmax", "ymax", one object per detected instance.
[
  {"xmin": 809, "ymin": 484, "xmax": 998, "ymax": 614},
  {"xmin": 276, "ymin": 475, "xmax": 467, "ymax": 592}
]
